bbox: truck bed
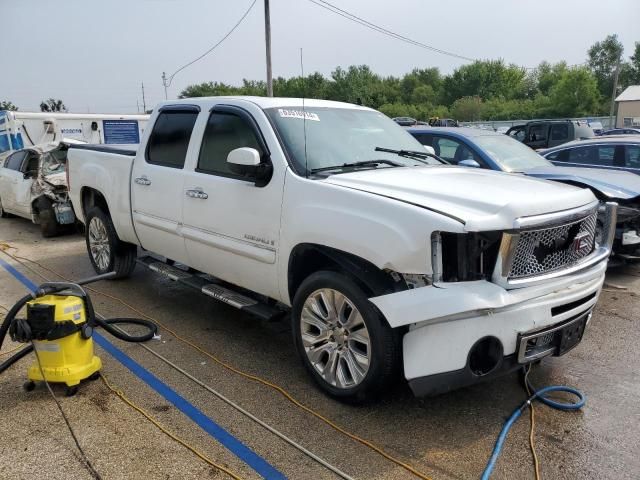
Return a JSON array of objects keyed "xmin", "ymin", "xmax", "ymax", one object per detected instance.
[{"xmin": 67, "ymin": 144, "xmax": 139, "ymax": 245}]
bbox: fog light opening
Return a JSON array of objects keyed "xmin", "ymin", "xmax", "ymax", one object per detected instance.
[{"xmin": 469, "ymin": 336, "xmax": 503, "ymax": 376}]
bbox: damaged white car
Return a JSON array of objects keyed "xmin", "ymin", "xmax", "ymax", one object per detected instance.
[{"xmin": 0, "ymin": 140, "xmax": 79, "ymax": 236}]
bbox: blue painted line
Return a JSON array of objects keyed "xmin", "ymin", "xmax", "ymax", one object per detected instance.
[
  {"xmin": 0, "ymin": 256, "xmax": 286, "ymax": 480},
  {"xmin": 0, "ymin": 255, "xmax": 37, "ymax": 291}
]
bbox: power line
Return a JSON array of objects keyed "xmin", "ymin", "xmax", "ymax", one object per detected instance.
[
  {"xmin": 306, "ymin": 0, "xmax": 477, "ymax": 63},
  {"xmin": 164, "ymin": 0, "xmax": 257, "ymax": 88},
  {"xmin": 306, "ymin": 0, "xmax": 590, "ymax": 71}
]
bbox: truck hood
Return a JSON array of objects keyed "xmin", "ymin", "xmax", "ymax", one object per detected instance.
[
  {"xmin": 522, "ymin": 166, "xmax": 640, "ymax": 200},
  {"xmin": 323, "ymin": 165, "xmax": 596, "ymax": 231}
]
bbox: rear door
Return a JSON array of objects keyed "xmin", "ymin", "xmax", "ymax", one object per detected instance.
[
  {"xmin": 0, "ymin": 150, "xmax": 28, "ymax": 214},
  {"xmin": 181, "ymin": 104, "xmax": 283, "ymax": 299},
  {"xmin": 130, "ymin": 105, "xmax": 200, "ymax": 264},
  {"xmin": 548, "ymin": 123, "xmax": 570, "ymax": 148}
]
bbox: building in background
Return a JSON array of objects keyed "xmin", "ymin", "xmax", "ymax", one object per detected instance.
[{"xmin": 615, "ymin": 86, "xmax": 640, "ymax": 128}]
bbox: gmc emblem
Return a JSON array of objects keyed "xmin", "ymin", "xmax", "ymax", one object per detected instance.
[{"xmin": 572, "ymin": 232, "xmax": 592, "ymax": 254}]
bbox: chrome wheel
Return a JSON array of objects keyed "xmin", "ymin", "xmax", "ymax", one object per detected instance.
[
  {"xmin": 88, "ymin": 216, "xmax": 110, "ymax": 271},
  {"xmin": 300, "ymin": 288, "xmax": 371, "ymax": 389}
]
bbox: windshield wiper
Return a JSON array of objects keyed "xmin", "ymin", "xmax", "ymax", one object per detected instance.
[
  {"xmin": 310, "ymin": 159, "xmax": 403, "ymax": 174},
  {"xmin": 374, "ymin": 146, "xmax": 447, "ymax": 164}
]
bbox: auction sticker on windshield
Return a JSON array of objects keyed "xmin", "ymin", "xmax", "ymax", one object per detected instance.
[{"xmin": 278, "ymin": 109, "xmax": 320, "ymax": 121}]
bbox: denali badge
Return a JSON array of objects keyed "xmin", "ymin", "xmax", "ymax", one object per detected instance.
[{"xmin": 572, "ymin": 232, "xmax": 591, "ymax": 254}]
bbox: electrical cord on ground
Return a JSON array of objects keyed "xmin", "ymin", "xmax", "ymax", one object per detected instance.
[
  {"xmin": 524, "ymin": 365, "xmax": 541, "ymax": 480},
  {"xmin": 100, "ymin": 373, "xmax": 244, "ymax": 480},
  {"xmin": 0, "ymin": 245, "xmax": 434, "ymax": 480},
  {"xmin": 31, "ymin": 342, "xmax": 102, "ymax": 480},
  {"xmin": 2, "ymin": 247, "xmax": 357, "ymax": 479},
  {"xmin": 481, "ymin": 368, "xmax": 585, "ymax": 480}
]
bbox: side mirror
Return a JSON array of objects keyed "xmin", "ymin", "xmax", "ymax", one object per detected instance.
[
  {"xmin": 459, "ymin": 159, "xmax": 480, "ymax": 168},
  {"xmin": 422, "ymin": 145, "xmax": 436, "ymax": 155},
  {"xmin": 23, "ymin": 171, "xmax": 36, "ymax": 179},
  {"xmin": 227, "ymin": 147, "xmax": 273, "ymax": 187},
  {"xmin": 227, "ymin": 147, "xmax": 261, "ymax": 167}
]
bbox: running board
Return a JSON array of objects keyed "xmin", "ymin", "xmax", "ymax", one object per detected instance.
[{"xmin": 136, "ymin": 256, "xmax": 285, "ymax": 321}]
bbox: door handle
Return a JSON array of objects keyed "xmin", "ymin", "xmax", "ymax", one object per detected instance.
[
  {"xmin": 185, "ymin": 189, "xmax": 208, "ymax": 199},
  {"xmin": 134, "ymin": 176, "xmax": 151, "ymax": 186}
]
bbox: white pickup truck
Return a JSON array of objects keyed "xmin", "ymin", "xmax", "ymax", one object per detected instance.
[{"xmin": 67, "ymin": 97, "xmax": 616, "ymax": 401}]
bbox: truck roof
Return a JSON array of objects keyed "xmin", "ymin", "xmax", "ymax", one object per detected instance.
[{"xmin": 155, "ymin": 96, "xmax": 373, "ymax": 111}]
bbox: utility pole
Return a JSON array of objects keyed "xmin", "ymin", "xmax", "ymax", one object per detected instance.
[
  {"xmin": 264, "ymin": 0, "xmax": 273, "ymax": 97},
  {"xmin": 141, "ymin": 82, "xmax": 147, "ymax": 113},
  {"xmin": 162, "ymin": 72, "xmax": 168, "ymax": 100},
  {"xmin": 609, "ymin": 58, "xmax": 621, "ymax": 129}
]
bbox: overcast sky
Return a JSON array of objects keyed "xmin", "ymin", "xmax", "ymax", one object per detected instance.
[{"xmin": 1, "ymin": 0, "xmax": 638, "ymax": 113}]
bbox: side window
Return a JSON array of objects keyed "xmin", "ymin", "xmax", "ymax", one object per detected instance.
[
  {"xmin": 197, "ymin": 112, "xmax": 262, "ymax": 178},
  {"xmin": 567, "ymin": 146, "xmax": 614, "ymax": 166},
  {"xmin": 625, "ymin": 146, "xmax": 640, "ymax": 169},
  {"xmin": 5, "ymin": 151, "xmax": 27, "ymax": 171},
  {"xmin": 431, "ymin": 137, "xmax": 461, "ymax": 162},
  {"xmin": 24, "ymin": 152, "xmax": 39, "ymax": 174},
  {"xmin": 412, "ymin": 133, "xmax": 433, "ymax": 146},
  {"xmin": 550, "ymin": 124, "xmax": 568, "ymax": 141},
  {"xmin": 529, "ymin": 125, "xmax": 547, "ymax": 142},
  {"xmin": 596, "ymin": 146, "xmax": 616, "ymax": 166},
  {"xmin": 146, "ymin": 111, "xmax": 198, "ymax": 168},
  {"xmin": 547, "ymin": 150, "xmax": 569, "ymax": 162}
]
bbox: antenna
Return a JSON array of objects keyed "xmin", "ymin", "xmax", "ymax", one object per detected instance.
[{"xmin": 300, "ymin": 48, "xmax": 309, "ymax": 178}]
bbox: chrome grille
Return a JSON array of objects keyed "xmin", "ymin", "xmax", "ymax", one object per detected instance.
[{"xmin": 509, "ymin": 212, "xmax": 597, "ymax": 279}]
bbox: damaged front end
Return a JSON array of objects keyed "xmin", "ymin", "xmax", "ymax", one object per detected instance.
[
  {"xmin": 611, "ymin": 201, "xmax": 640, "ymax": 255},
  {"xmin": 31, "ymin": 149, "xmax": 75, "ymax": 225}
]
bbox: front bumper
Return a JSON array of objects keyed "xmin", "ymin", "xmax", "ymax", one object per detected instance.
[{"xmin": 369, "ymin": 258, "xmax": 606, "ymax": 396}]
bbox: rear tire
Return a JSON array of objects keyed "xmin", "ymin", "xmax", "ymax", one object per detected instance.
[
  {"xmin": 85, "ymin": 207, "xmax": 137, "ymax": 279},
  {"xmin": 37, "ymin": 197, "xmax": 60, "ymax": 237},
  {"xmin": 292, "ymin": 271, "xmax": 401, "ymax": 403},
  {"xmin": 0, "ymin": 196, "xmax": 12, "ymax": 218}
]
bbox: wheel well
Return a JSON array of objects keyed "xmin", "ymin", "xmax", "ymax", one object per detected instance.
[
  {"xmin": 81, "ymin": 187, "xmax": 110, "ymax": 219},
  {"xmin": 287, "ymin": 243, "xmax": 404, "ymax": 302}
]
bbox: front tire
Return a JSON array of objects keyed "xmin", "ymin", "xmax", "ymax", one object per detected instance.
[
  {"xmin": 0, "ymin": 196, "xmax": 11, "ymax": 218},
  {"xmin": 292, "ymin": 271, "xmax": 401, "ymax": 402},
  {"xmin": 36, "ymin": 197, "xmax": 60, "ymax": 237},
  {"xmin": 85, "ymin": 207, "xmax": 137, "ymax": 279}
]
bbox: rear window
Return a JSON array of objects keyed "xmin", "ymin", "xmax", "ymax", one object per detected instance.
[{"xmin": 146, "ymin": 111, "xmax": 198, "ymax": 168}]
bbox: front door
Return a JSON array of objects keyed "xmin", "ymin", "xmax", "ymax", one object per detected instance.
[
  {"xmin": 182, "ymin": 105, "xmax": 284, "ymax": 299},
  {"xmin": 130, "ymin": 106, "xmax": 200, "ymax": 264}
]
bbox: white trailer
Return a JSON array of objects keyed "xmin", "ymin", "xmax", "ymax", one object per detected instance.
[{"xmin": 0, "ymin": 111, "xmax": 149, "ymax": 156}]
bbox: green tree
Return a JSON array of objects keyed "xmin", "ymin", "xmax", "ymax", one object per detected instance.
[
  {"xmin": 548, "ymin": 67, "xmax": 601, "ymax": 117},
  {"xmin": 39, "ymin": 98, "xmax": 67, "ymax": 112},
  {"xmin": 0, "ymin": 100, "xmax": 18, "ymax": 111},
  {"xmin": 619, "ymin": 42, "xmax": 640, "ymax": 87},
  {"xmin": 588, "ymin": 34, "xmax": 624, "ymax": 97},
  {"xmin": 534, "ymin": 61, "xmax": 568, "ymax": 96},
  {"xmin": 442, "ymin": 60, "xmax": 527, "ymax": 105},
  {"xmin": 450, "ymin": 96, "xmax": 485, "ymax": 121}
]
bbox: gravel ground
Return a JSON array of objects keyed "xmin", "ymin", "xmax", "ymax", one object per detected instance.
[{"xmin": 1, "ymin": 216, "xmax": 638, "ymax": 480}]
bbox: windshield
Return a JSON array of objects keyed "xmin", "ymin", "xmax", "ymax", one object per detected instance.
[
  {"xmin": 41, "ymin": 149, "xmax": 67, "ymax": 176},
  {"xmin": 474, "ymin": 135, "xmax": 552, "ymax": 172},
  {"xmin": 265, "ymin": 107, "xmax": 441, "ymax": 175}
]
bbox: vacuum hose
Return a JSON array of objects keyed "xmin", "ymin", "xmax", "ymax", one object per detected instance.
[
  {"xmin": 0, "ymin": 277, "xmax": 157, "ymax": 375},
  {"xmin": 481, "ymin": 384, "xmax": 585, "ymax": 480}
]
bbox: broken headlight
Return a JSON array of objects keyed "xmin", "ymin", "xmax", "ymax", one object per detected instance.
[{"xmin": 432, "ymin": 231, "xmax": 503, "ymax": 282}]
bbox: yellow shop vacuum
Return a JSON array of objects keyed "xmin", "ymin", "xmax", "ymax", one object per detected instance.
[{"xmin": 0, "ymin": 274, "xmax": 157, "ymax": 396}]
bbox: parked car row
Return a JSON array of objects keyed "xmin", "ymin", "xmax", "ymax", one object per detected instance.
[
  {"xmin": 0, "ymin": 97, "xmax": 623, "ymax": 402},
  {"xmin": 407, "ymin": 126, "xmax": 640, "ymax": 256}
]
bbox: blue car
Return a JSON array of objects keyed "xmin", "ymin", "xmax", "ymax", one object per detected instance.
[
  {"xmin": 407, "ymin": 126, "xmax": 640, "ymax": 256},
  {"xmin": 602, "ymin": 128, "xmax": 640, "ymax": 136}
]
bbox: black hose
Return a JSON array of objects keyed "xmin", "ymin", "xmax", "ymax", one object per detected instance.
[
  {"xmin": 95, "ymin": 317, "xmax": 157, "ymax": 342},
  {"xmin": 0, "ymin": 293, "xmax": 34, "ymax": 373},
  {"xmin": 83, "ymin": 288, "xmax": 157, "ymax": 342}
]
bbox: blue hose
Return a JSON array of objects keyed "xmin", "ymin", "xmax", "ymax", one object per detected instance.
[{"xmin": 481, "ymin": 385, "xmax": 585, "ymax": 480}]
